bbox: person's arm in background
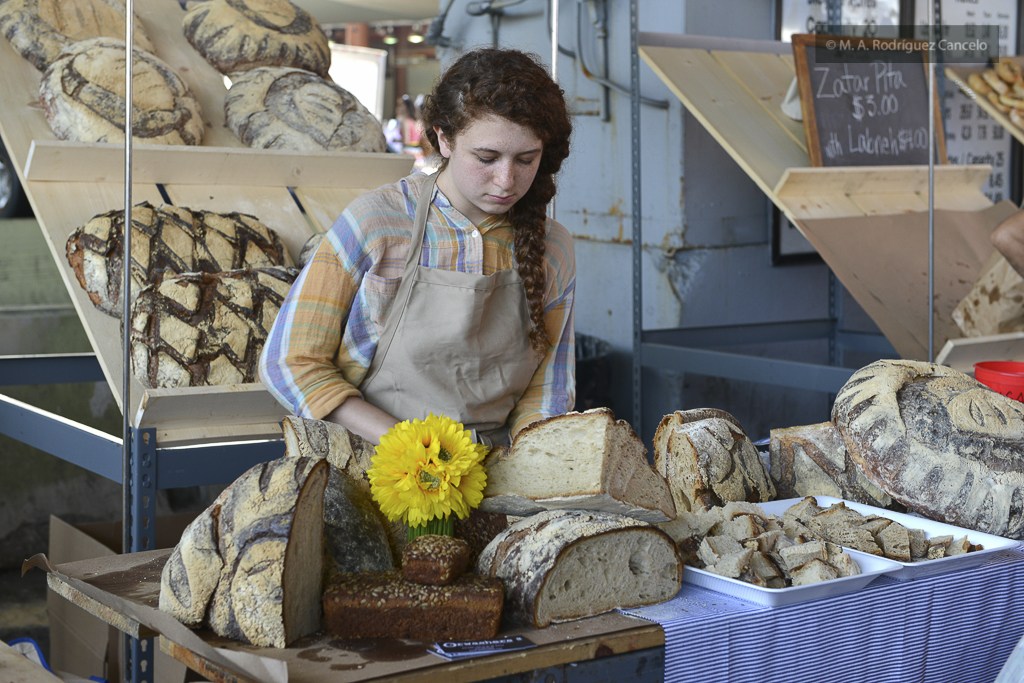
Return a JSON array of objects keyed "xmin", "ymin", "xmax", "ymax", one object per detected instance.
[
  {"xmin": 507, "ymin": 220, "xmax": 576, "ymax": 438},
  {"xmin": 991, "ymin": 209, "xmax": 1024, "ymax": 278}
]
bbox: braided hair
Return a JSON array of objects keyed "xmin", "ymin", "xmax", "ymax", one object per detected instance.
[{"xmin": 420, "ymin": 48, "xmax": 573, "ymax": 354}]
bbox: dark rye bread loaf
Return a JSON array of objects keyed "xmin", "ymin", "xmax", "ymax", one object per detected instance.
[
  {"xmin": 769, "ymin": 421, "xmax": 894, "ymax": 508},
  {"xmin": 0, "ymin": 0, "xmax": 154, "ymax": 72},
  {"xmin": 323, "ymin": 570, "xmax": 503, "ymax": 641},
  {"xmin": 401, "ymin": 535, "xmax": 471, "ymax": 586},
  {"xmin": 39, "ymin": 38, "xmax": 204, "ymax": 145},
  {"xmin": 159, "ymin": 456, "xmax": 328, "ymax": 648},
  {"xmin": 653, "ymin": 408, "xmax": 776, "ymax": 514},
  {"xmin": 225, "ymin": 67, "xmax": 386, "ymax": 153},
  {"xmin": 833, "ymin": 359, "xmax": 1024, "ymax": 539},
  {"xmin": 182, "ymin": 0, "xmax": 330, "ymax": 77},
  {"xmin": 476, "ymin": 509, "xmax": 683, "ymax": 628},
  {"xmin": 129, "ymin": 266, "xmax": 296, "ymax": 388},
  {"xmin": 66, "ymin": 202, "xmax": 294, "ymax": 318}
]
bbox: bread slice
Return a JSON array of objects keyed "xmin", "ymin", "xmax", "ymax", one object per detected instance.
[
  {"xmin": 875, "ymin": 521, "xmax": 912, "ymax": 562},
  {"xmin": 476, "ymin": 509, "xmax": 683, "ymax": 628},
  {"xmin": 480, "ymin": 408, "xmax": 675, "ymax": 522},
  {"xmin": 790, "ymin": 558, "xmax": 839, "ymax": 586}
]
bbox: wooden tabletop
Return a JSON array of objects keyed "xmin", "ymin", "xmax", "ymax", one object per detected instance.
[{"xmin": 43, "ymin": 550, "xmax": 664, "ymax": 683}]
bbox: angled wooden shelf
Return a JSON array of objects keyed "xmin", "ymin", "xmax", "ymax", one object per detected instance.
[{"xmin": 0, "ymin": 0, "xmax": 413, "ymax": 447}]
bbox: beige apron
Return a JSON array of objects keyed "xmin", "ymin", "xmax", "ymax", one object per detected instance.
[{"xmin": 358, "ymin": 175, "xmax": 539, "ymax": 445}]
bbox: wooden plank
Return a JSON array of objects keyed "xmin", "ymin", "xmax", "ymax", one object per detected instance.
[
  {"xmin": 848, "ymin": 191, "xmax": 929, "ymax": 216},
  {"xmin": 712, "ymin": 50, "xmax": 806, "ymax": 153},
  {"xmin": 135, "ymin": 383, "xmax": 287, "ymax": 446},
  {"xmin": 0, "ymin": 24, "xmax": 55, "ymax": 173},
  {"xmin": 935, "ymin": 332, "xmax": 1024, "ymax": 375},
  {"xmin": 639, "ymin": 45, "xmax": 809, "ymax": 195},
  {"xmin": 293, "ymin": 187, "xmax": 371, "ymax": 233},
  {"xmin": 24, "ymin": 140, "xmax": 416, "ymax": 189},
  {"xmin": 46, "ymin": 573, "xmax": 157, "ymax": 641},
  {"xmin": 946, "ymin": 60, "xmax": 1024, "ymax": 146}
]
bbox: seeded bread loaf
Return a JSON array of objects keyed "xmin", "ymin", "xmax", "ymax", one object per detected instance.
[
  {"xmin": 225, "ymin": 67, "xmax": 386, "ymax": 152},
  {"xmin": 129, "ymin": 266, "xmax": 296, "ymax": 388},
  {"xmin": 476, "ymin": 509, "xmax": 683, "ymax": 628},
  {"xmin": 0, "ymin": 0, "xmax": 154, "ymax": 72},
  {"xmin": 322, "ymin": 571, "xmax": 503, "ymax": 640},
  {"xmin": 480, "ymin": 408, "xmax": 676, "ymax": 523},
  {"xmin": 160, "ymin": 456, "xmax": 328, "ymax": 648},
  {"xmin": 833, "ymin": 359, "xmax": 1024, "ymax": 539},
  {"xmin": 769, "ymin": 421, "xmax": 893, "ymax": 508},
  {"xmin": 654, "ymin": 408, "xmax": 776, "ymax": 514},
  {"xmin": 40, "ymin": 38, "xmax": 204, "ymax": 145},
  {"xmin": 182, "ymin": 0, "xmax": 330, "ymax": 77},
  {"xmin": 401, "ymin": 535, "xmax": 471, "ymax": 586},
  {"xmin": 65, "ymin": 202, "xmax": 293, "ymax": 318}
]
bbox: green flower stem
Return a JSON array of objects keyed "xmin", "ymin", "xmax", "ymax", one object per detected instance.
[{"xmin": 408, "ymin": 515, "xmax": 454, "ymax": 541}]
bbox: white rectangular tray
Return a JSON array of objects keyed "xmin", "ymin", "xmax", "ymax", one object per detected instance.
[
  {"xmin": 761, "ymin": 496, "xmax": 1022, "ymax": 581},
  {"xmin": 682, "ymin": 548, "xmax": 901, "ymax": 608}
]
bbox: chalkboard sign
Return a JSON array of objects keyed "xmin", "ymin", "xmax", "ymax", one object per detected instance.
[{"xmin": 792, "ymin": 33, "xmax": 947, "ymax": 167}]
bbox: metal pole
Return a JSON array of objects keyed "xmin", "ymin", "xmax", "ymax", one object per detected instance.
[
  {"xmin": 927, "ymin": 0, "xmax": 936, "ymax": 362},
  {"xmin": 549, "ymin": 0, "xmax": 559, "ymax": 220},
  {"xmin": 630, "ymin": 0, "xmax": 642, "ymax": 435},
  {"xmin": 122, "ymin": 0, "xmax": 135, "ymax": 571}
]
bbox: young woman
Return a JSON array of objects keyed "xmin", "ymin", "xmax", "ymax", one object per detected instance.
[{"xmin": 259, "ymin": 47, "xmax": 575, "ymax": 447}]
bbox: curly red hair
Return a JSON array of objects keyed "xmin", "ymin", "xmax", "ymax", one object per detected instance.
[{"xmin": 420, "ymin": 48, "xmax": 573, "ymax": 354}]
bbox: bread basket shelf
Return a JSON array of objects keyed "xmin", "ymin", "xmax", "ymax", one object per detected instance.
[
  {"xmin": 0, "ymin": 0, "xmax": 413, "ymax": 448},
  {"xmin": 945, "ymin": 58, "xmax": 1024, "ymax": 146}
]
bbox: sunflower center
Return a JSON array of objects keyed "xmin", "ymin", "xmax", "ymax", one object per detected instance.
[
  {"xmin": 438, "ymin": 446, "xmax": 452, "ymax": 462},
  {"xmin": 419, "ymin": 469, "xmax": 441, "ymax": 490}
]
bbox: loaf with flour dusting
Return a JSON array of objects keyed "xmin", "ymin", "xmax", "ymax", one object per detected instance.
[
  {"xmin": 182, "ymin": 0, "xmax": 330, "ymax": 77},
  {"xmin": 159, "ymin": 456, "xmax": 328, "ymax": 647},
  {"xmin": 40, "ymin": 38, "xmax": 204, "ymax": 145},
  {"xmin": 0, "ymin": 0, "xmax": 154, "ymax": 72},
  {"xmin": 225, "ymin": 67, "xmax": 386, "ymax": 152},
  {"xmin": 832, "ymin": 359, "xmax": 1024, "ymax": 539},
  {"xmin": 476, "ymin": 509, "xmax": 683, "ymax": 628},
  {"xmin": 480, "ymin": 408, "xmax": 676, "ymax": 522}
]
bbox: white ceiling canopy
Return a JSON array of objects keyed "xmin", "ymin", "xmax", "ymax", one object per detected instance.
[{"xmin": 297, "ymin": 0, "xmax": 439, "ymax": 24}]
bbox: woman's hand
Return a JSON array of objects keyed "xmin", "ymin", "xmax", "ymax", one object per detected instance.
[{"xmin": 324, "ymin": 396, "xmax": 400, "ymax": 446}]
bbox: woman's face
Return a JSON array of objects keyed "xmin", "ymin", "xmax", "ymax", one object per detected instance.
[{"xmin": 434, "ymin": 114, "xmax": 542, "ymax": 225}]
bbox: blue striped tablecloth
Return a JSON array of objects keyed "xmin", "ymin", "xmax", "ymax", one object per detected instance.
[{"xmin": 621, "ymin": 549, "xmax": 1024, "ymax": 683}]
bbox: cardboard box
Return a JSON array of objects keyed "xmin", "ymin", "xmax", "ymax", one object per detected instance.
[{"xmin": 47, "ymin": 513, "xmax": 197, "ymax": 683}]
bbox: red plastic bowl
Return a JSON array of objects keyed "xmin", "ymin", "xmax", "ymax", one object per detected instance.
[{"xmin": 974, "ymin": 361, "xmax": 1024, "ymax": 403}]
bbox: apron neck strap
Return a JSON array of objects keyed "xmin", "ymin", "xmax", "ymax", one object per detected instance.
[{"xmin": 404, "ymin": 174, "xmax": 438, "ymax": 275}]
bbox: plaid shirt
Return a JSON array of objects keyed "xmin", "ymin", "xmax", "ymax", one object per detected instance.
[{"xmin": 259, "ymin": 172, "xmax": 576, "ymax": 437}]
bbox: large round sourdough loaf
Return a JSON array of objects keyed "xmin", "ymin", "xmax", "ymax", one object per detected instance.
[
  {"xmin": 65, "ymin": 202, "xmax": 294, "ymax": 318},
  {"xmin": 130, "ymin": 266, "xmax": 297, "ymax": 388},
  {"xmin": 159, "ymin": 456, "xmax": 328, "ymax": 648},
  {"xmin": 39, "ymin": 38, "xmax": 204, "ymax": 145},
  {"xmin": 225, "ymin": 67, "xmax": 386, "ymax": 152},
  {"xmin": 832, "ymin": 359, "xmax": 1024, "ymax": 539},
  {"xmin": 476, "ymin": 509, "xmax": 683, "ymax": 628},
  {"xmin": 0, "ymin": 0, "xmax": 154, "ymax": 71},
  {"xmin": 182, "ymin": 0, "xmax": 330, "ymax": 77}
]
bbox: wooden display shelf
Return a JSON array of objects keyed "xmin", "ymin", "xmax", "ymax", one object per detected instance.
[
  {"xmin": 945, "ymin": 57, "xmax": 1024, "ymax": 146},
  {"xmin": 0, "ymin": 0, "xmax": 414, "ymax": 447},
  {"xmin": 638, "ymin": 31, "xmax": 1013, "ymax": 362}
]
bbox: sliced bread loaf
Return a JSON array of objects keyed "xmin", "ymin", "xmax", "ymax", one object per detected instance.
[{"xmin": 479, "ymin": 408, "xmax": 675, "ymax": 522}]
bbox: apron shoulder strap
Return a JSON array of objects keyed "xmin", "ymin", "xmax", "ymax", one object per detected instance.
[{"xmin": 404, "ymin": 175, "xmax": 437, "ymax": 274}]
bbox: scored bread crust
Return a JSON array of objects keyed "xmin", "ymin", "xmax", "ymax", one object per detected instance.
[
  {"xmin": 476, "ymin": 509, "xmax": 683, "ymax": 628},
  {"xmin": 653, "ymin": 409, "xmax": 776, "ymax": 514},
  {"xmin": 182, "ymin": 0, "xmax": 330, "ymax": 77},
  {"xmin": 479, "ymin": 408, "xmax": 676, "ymax": 522},
  {"xmin": 0, "ymin": 0, "xmax": 154, "ymax": 72},
  {"xmin": 832, "ymin": 359, "xmax": 1024, "ymax": 539},
  {"xmin": 40, "ymin": 38, "xmax": 204, "ymax": 145},
  {"xmin": 225, "ymin": 67, "xmax": 386, "ymax": 152}
]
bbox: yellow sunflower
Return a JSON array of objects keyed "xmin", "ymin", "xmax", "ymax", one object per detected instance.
[{"xmin": 368, "ymin": 414, "xmax": 489, "ymax": 532}]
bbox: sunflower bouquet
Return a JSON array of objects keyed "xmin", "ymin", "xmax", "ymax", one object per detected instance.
[{"xmin": 367, "ymin": 414, "xmax": 489, "ymax": 540}]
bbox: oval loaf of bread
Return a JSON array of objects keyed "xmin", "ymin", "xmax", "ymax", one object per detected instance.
[
  {"xmin": 40, "ymin": 38, "xmax": 204, "ymax": 145},
  {"xmin": 225, "ymin": 67, "xmax": 387, "ymax": 153},
  {"xmin": 833, "ymin": 359, "xmax": 1024, "ymax": 539},
  {"xmin": 0, "ymin": 0, "xmax": 154, "ymax": 72},
  {"xmin": 159, "ymin": 456, "xmax": 328, "ymax": 648},
  {"xmin": 476, "ymin": 509, "xmax": 683, "ymax": 628},
  {"xmin": 182, "ymin": 0, "xmax": 330, "ymax": 77}
]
